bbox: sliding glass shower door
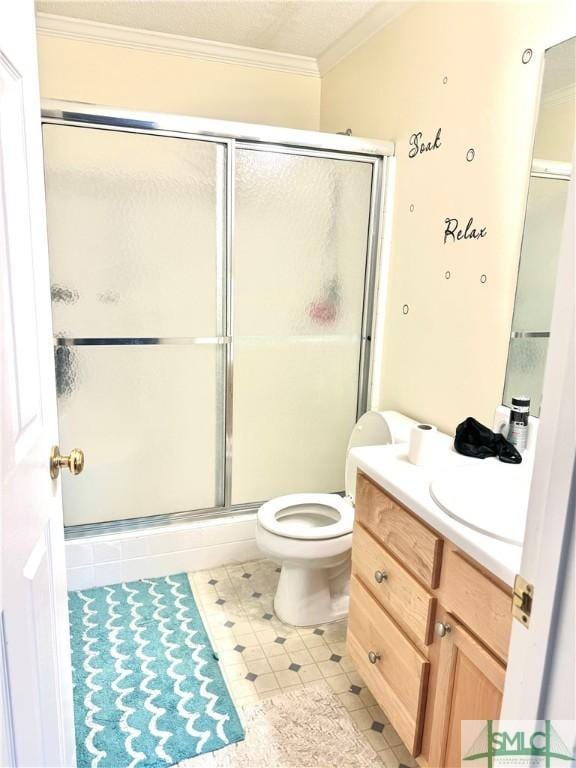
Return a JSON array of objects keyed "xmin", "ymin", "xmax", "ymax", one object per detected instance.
[
  {"xmin": 42, "ymin": 118, "xmax": 379, "ymax": 531},
  {"xmin": 232, "ymin": 148, "xmax": 373, "ymax": 503},
  {"xmin": 43, "ymin": 125, "xmax": 227, "ymax": 526}
]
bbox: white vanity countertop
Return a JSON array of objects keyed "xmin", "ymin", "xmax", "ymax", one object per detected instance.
[{"xmin": 350, "ymin": 434, "xmax": 532, "ymax": 588}]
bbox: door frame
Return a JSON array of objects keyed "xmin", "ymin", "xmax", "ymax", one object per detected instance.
[{"xmin": 41, "ymin": 99, "xmax": 394, "ymax": 539}]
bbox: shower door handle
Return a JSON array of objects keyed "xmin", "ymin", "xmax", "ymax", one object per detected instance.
[{"xmin": 50, "ymin": 446, "xmax": 85, "ymax": 479}]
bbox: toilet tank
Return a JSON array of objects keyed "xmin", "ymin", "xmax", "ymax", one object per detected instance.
[{"xmin": 344, "ymin": 410, "xmax": 418, "ymax": 501}]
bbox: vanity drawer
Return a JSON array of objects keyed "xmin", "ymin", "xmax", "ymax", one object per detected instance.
[
  {"xmin": 347, "ymin": 576, "xmax": 429, "ymax": 755},
  {"xmin": 355, "ymin": 473, "xmax": 443, "ymax": 588},
  {"xmin": 440, "ymin": 548, "xmax": 512, "ymax": 661},
  {"xmin": 352, "ymin": 523, "xmax": 435, "ymax": 646}
]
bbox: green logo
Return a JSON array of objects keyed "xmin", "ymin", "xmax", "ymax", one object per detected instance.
[{"xmin": 463, "ymin": 720, "xmax": 573, "ymax": 767}]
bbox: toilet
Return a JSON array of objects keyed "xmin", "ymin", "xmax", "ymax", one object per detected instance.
[{"xmin": 256, "ymin": 410, "xmax": 416, "ymax": 626}]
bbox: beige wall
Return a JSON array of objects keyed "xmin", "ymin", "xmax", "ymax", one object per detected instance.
[
  {"xmin": 37, "ymin": 35, "xmax": 321, "ymax": 129},
  {"xmin": 321, "ymin": 2, "xmax": 576, "ymax": 434}
]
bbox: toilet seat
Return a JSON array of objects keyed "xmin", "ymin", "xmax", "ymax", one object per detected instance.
[
  {"xmin": 258, "ymin": 493, "xmax": 353, "ymax": 540},
  {"xmin": 254, "ymin": 412, "xmax": 419, "ymax": 626}
]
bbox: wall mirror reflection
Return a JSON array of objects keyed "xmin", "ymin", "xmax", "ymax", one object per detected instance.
[{"xmin": 503, "ymin": 36, "xmax": 575, "ymax": 416}]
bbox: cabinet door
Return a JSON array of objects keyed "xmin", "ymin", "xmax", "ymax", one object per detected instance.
[{"xmin": 430, "ymin": 611, "xmax": 506, "ymax": 768}]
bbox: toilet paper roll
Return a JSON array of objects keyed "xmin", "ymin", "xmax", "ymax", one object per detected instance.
[{"xmin": 408, "ymin": 424, "xmax": 438, "ymax": 466}]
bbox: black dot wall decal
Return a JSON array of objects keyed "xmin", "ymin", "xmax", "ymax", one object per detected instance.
[
  {"xmin": 445, "ymin": 271, "xmax": 451, "ymax": 279},
  {"xmin": 466, "ymin": 148, "xmax": 475, "ymax": 162},
  {"xmin": 480, "ymin": 274, "xmax": 487, "ymax": 284},
  {"xmin": 402, "ymin": 304, "xmax": 409, "ymax": 315},
  {"xmin": 522, "ymin": 49, "xmax": 533, "ymax": 64},
  {"xmin": 443, "ymin": 76, "xmax": 448, "ymax": 84},
  {"xmin": 409, "ymin": 203, "xmax": 415, "ymax": 212}
]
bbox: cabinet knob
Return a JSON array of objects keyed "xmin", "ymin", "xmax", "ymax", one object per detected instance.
[
  {"xmin": 435, "ymin": 621, "xmax": 452, "ymax": 638},
  {"xmin": 374, "ymin": 570, "xmax": 388, "ymax": 584},
  {"xmin": 368, "ymin": 650, "xmax": 381, "ymax": 664}
]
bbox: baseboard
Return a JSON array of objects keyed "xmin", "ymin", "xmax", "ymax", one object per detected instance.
[{"xmin": 65, "ymin": 513, "xmax": 259, "ymax": 590}]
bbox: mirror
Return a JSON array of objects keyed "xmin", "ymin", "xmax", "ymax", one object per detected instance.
[{"xmin": 503, "ymin": 36, "xmax": 575, "ymax": 416}]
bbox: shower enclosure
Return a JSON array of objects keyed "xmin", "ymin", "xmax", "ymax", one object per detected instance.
[{"xmin": 41, "ymin": 102, "xmax": 392, "ymax": 536}]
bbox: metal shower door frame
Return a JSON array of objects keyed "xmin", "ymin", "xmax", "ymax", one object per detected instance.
[{"xmin": 41, "ymin": 100, "xmax": 392, "ymax": 538}]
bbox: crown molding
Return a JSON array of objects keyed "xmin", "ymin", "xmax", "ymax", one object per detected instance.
[
  {"xmin": 318, "ymin": 2, "xmax": 412, "ymax": 76},
  {"xmin": 35, "ymin": 12, "xmax": 320, "ymax": 78}
]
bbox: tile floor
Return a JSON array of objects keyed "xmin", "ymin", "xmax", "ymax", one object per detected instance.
[{"xmin": 188, "ymin": 558, "xmax": 419, "ymax": 768}]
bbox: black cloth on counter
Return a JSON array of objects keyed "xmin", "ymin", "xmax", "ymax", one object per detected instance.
[{"xmin": 454, "ymin": 416, "xmax": 522, "ymax": 464}]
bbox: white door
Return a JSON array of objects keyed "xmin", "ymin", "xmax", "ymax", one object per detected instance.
[
  {"xmin": 0, "ymin": 2, "xmax": 75, "ymax": 766},
  {"xmin": 502, "ymin": 164, "xmax": 575, "ymax": 718}
]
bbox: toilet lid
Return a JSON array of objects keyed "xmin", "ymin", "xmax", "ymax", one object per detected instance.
[
  {"xmin": 258, "ymin": 493, "xmax": 354, "ymax": 540},
  {"xmin": 344, "ymin": 411, "xmax": 394, "ymax": 499}
]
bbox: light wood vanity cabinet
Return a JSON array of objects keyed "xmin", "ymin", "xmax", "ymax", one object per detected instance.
[{"xmin": 348, "ymin": 472, "xmax": 513, "ymax": 768}]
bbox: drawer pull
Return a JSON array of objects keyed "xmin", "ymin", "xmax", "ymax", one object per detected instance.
[
  {"xmin": 374, "ymin": 570, "xmax": 388, "ymax": 584},
  {"xmin": 435, "ymin": 621, "xmax": 452, "ymax": 638},
  {"xmin": 368, "ymin": 650, "xmax": 381, "ymax": 664}
]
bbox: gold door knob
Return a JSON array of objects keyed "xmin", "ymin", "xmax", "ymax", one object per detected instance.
[{"xmin": 50, "ymin": 446, "xmax": 85, "ymax": 479}]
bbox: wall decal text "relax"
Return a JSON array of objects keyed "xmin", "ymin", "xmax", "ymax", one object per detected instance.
[
  {"xmin": 444, "ymin": 217, "xmax": 487, "ymax": 243},
  {"xmin": 409, "ymin": 128, "xmax": 442, "ymax": 158}
]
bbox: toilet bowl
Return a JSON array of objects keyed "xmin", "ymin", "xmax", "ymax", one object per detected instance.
[{"xmin": 255, "ymin": 410, "xmax": 417, "ymax": 626}]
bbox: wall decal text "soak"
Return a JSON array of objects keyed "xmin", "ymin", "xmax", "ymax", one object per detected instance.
[
  {"xmin": 409, "ymin": 128, "xmax": 442, "ymax": 158},
  {"xmin": 444, "ymin": 217, "xmax": 487, "ymax": 244}
]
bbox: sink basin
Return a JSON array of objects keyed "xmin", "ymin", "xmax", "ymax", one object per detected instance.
[{"xmin": 429, "ymin": 463, "xmax": 530, "ymax": 546}]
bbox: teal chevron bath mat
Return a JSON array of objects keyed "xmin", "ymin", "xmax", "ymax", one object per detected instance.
[{"xmin": 69, "ymin": 572, "xmax": 244, "ymax": 768}]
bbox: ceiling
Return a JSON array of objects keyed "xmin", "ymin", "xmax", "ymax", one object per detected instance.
[{"xmin": 35, "ymin": 0, "xmax": 407, "ymax": 59}]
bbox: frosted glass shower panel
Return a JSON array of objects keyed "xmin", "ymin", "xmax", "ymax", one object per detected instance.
[
  {"xmin": 234, "ymin": 150, "xmax": 372, "ymax": 336},
  {"xmin": 232, "ymin": 149, "xmax": 373, "ymax": 503},
  {"xmin": 510, "ymin": 177, "xmax": 568, "ymax": 331},
  {"xmin": 503, "ymin": 337, "xmax": 549, "ymax": 417},
  {"xmin": 56, "ymin": 344, "xmax": 220, "ymax": 525},
  {"xmin": 504, "ymin": 175, "xmax": 569, "ymax": 416},
  {"xmin": 43, "ymin": 125, "xmax": 222, "ymax": 338}
]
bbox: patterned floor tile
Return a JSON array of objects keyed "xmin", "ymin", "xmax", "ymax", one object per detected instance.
[
  {"xmin": 379, "ymin": 747, "xmax": 403, "ymax": 768},
  {"xmin": 298, "ymin": 662, "xmax": 324, "ymax": 683},
  {"xmin": 188, "ymin": 558, "xmax": 418, "ymax": 768},
  {"xmin": 274, "ymin": 668, "xmax": 302, "ymax": 688},
  {"xmin": 309, "ymin": 644, "xmax": 332, "ymax": 662},
  {"xmin": 253, "ymin": 672, "xmax": 279, "ymax": 693},
  {"xmin": 338, "ymin": 690, "xmax": 367, "ymax": 712},
  {"xmin": 368, "ymin": 704, "xmax": 391, "ymax": 727},
  {"xmin": 383, "ymin": 724, "xmax": 404, "ymax": 748},
  {"xmin": 326, "ymin": 673, "xmax": 353, "ymax": 694}
]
